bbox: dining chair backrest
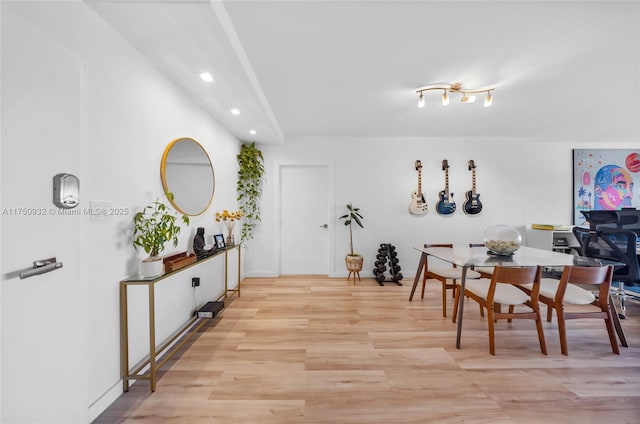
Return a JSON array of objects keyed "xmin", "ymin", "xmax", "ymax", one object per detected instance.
[
  {"xmin": 488, "ymin": 266, "xmax": 542, "ymax": 302},
  {"xmin": 422, "ymin": 243, "xmax": 456, "ymax": 269},
  {"xmin": 555, "ymin": 265, "xmax": 613, "ymax": 303}
]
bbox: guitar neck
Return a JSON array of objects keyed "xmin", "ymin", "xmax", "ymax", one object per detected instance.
[
  {"xmin": 444, "ymin": 169, "xmax": 450, "ymax": 196},
  {"xmin": 417, "ymin": 169, "xmax": 422, "ymax": 194},
  {"xmin": 471, "ymin": 169, "xmax": 476, "ymax": 195}
]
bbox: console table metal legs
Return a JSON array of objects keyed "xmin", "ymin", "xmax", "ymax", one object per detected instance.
[
  {"xmin": 120, "ymin": 281, "xmax": 207, "ymax": 392},
  {"xmin": 120, "ymin": 245, "xmax": 241, "ymax": 392},
  {"xmin": 224, "ymin": 244, "xmax": 241, "ymax": 299}
]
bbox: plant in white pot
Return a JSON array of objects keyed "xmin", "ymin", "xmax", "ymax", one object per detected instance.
[
  {"xmin": 133, "ymin": 193, "xmax": 190, "ymax": 278},
  {"xmin": 339, "ymin": 202, "xmax": 364, "ymax": 276}
]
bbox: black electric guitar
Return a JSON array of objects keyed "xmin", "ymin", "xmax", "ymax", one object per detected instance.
[
  {"xmin": 436, "ymin": 159, "xmax": 456, "ymax": 215},
  {"xmin": 463, "ymin": 160, "xmax": 483, "ymax": 215},
  {"xmin": 409, "ymin": 160, "xmax": 428, "ymax": 215}
]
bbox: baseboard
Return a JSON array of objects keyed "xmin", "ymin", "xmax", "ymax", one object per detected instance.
[
  {"xmin": 244, "ymin": 270, "xmax": 279, "ymax": 277},
  {"xmin": 88, "ymin": 379, "xmax": 123, "ymax": 422},
  {"xmin": 245, "ymin": 271, "xmax": 376, "ymax": 279}
]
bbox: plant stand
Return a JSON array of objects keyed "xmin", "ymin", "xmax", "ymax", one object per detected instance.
[{"xmin": 345, "ymin": 254, "xmax": 363, "ymax": 284}]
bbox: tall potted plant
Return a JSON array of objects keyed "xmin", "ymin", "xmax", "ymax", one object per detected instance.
[
  {"xmin": 133, "ymin": 193, "xmax": 190, "ymax": 277},
  {"xmin": 339, "ymin": 202, "xmax": 364, "ymax": 274}
]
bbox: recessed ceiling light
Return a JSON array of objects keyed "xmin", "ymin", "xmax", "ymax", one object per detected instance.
[
  {"xmin": 249, "ymin": 130, "xmax": 256, "ymax": 135},
  {"xmin": 199, "ymin": 72, "xmax": 214, "ymax": 82},
  {"xmin": 231, "ymin": 108, "xmax": 240, "ymax": 115}
]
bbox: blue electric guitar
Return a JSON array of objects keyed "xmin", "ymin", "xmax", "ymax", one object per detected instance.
[
  {"xmin": 436, "ymin": 159, "xmax": 456, "ymax": 215},
  {"xmin": 463, "ymin": 160, "xmax": 483, "ymax": 215},
  {"xmin": 409, "ymin": 160, "xmax": 428, "ymax": 215}
]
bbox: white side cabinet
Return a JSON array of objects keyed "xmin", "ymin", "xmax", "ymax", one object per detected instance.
[{"xmin": 526, "ymin": 228, "xmax": 579, "ymax": 254}]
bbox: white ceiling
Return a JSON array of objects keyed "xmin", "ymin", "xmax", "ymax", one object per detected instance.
[{"xmin": 88, "ymin": 0, "xmax": 639, "ymax": 145}]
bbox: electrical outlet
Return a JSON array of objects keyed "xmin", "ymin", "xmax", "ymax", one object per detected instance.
[{"xmin": 192, "ymin": 277, "xmax": 200, "ymax": 287}]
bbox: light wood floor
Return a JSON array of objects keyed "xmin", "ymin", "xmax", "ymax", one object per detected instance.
[{"xmin": 95, "ymin": 276, "xmax": 640, "ymax": 423}]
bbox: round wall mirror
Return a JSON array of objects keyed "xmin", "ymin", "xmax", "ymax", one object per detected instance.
[{"xmin": 160, "ymin": 137, "xmax": 215, "ymax": 216}]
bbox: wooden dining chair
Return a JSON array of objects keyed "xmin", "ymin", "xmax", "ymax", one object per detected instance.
[
  {"xmin": 421, "ymin": 244, "xmax": 481, "ymax": 317},
  {"xmin": 453, "ymin": 265, "xmax": 547, "ymax": 355},
  {"xmin": 520, "ymin": 265, "xmax": 619, "ymax": 355}
]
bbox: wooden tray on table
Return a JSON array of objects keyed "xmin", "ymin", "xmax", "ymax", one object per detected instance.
[{"xmin": 163, "ymin": 252, "xmax": 197, "ymax": 272}]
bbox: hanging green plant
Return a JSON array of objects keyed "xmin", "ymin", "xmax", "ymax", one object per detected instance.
[{"xmin": 236, "ymin": 142, "xmax": 265, "ymax": 243}]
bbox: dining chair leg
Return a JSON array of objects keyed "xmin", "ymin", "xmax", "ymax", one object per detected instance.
[
  {"xmin": 451, "ymin": 283, "xmax": 475, "ymax": 323},
  {"xmin": 609, "ymin": 295, "xmax": 628, "ymax": 348},
  {"xmin": 420, "ymin": 272, "xmax": 428, "ymax": 299},
  {"xmin": 507, "ymin": 305, "xmax": 514, "ymax": 323},
  {"xmin": 452, "ymin": 289, "xmax": 460, "ymax": 323},
  {"xmin": 546, "ymin": 306, "xmax": 553, "ymax": 322},
  {"xmin": 603, "ymin": 308, "xmax": 621, "ymax": 354},
  {"xmin": 556, "ymin": 310, "xmax": 569, "ymax": 355},
  {"xmin": 535, "ymin": 310, "xmax": 548, "ymax": 355},
  {"xmin": 441, "ymin": 280, "xmax": 448, "ymax": 317},
  {"xmin": 487, "ymin": 308, "xmax": 496, "ymax": 355}
]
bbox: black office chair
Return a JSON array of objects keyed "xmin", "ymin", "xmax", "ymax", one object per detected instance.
[
  {"xmin": 572, "ymin": 227, "xmax": 591, "ymax": 255},
  {"xmin": 572, "ymin": 226, "xmax": 589, "ymax": 245},
  {"xmin": 580, "ymin": 210, "xmax": 620, "ymax": 229},
  {"xmin": 578, "ymin": 228, "xmax": 640, "ymax": 319}
]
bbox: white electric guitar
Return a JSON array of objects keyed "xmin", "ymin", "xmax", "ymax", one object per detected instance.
[{"xmin": 409, "ymin": 160, "xmax": 428, "ymax": 215}]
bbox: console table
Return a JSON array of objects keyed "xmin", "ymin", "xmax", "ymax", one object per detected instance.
[{"xmin": 120, "ymin": 244, "xmax": 240, "ymax": 392}]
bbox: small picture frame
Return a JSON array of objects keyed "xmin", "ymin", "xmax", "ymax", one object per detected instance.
[{"xmin": 214, "ymin": 233, "xmax": 226, "ymax": 249}]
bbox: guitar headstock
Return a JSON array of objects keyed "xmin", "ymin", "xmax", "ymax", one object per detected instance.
[
  {"xmin": 442, "ymin": 159, "xmax": 449, "ymax": 171},
  {"xmin": 415, "ymin": 160, "xmax": 422, "ymax": 171},
  {"xmin": 468, "ymin": 160, "xmax": 476, "ymax": 170}
]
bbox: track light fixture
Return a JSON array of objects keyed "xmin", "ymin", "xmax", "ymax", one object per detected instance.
[{"xmin": 415, "ymin": 82, "xmax": 495, "ymax": 108}]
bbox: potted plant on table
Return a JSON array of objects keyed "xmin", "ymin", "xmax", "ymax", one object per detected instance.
[
  {"xmin": 133, "ymin": 193, "xmax": 190, "ymax": 277},
  {"xmin": 339, "ymin": 202, "xmax": 365, "ymax": 276}
]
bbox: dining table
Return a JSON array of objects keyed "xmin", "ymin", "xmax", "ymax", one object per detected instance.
[{"xmin": 410, "ymin": 245, "xmax": 627, "ymax": 349}]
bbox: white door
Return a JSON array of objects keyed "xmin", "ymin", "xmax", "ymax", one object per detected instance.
[
  {"xmin": 1, "ymin": 14, "xmax": 86, "ymax": 422},
  {"xmin": 280, "ymin": 165, "xmax": 330, "ymax": 274}
]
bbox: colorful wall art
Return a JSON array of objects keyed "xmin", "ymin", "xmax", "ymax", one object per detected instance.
[{"xmin": 573, "ymin": 149, "xmax": 640, "ymax": 224}]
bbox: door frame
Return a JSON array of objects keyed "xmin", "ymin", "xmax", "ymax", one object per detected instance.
[{"xmin": 275, "ymin": 162, "xmax": 335, "ymax": 276}]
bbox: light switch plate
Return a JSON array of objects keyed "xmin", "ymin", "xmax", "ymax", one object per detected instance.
[{"xmin": 90, "ymin": 200, "xmax": 112, "ymax": 221}]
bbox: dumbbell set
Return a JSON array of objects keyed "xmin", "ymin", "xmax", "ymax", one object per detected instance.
[{"xmin": 372, "ymin": 243, "xmax": 403, "ymax": 286}]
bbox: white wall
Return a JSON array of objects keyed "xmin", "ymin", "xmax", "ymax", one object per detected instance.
[
  {"xmin": 245, "ymin": 137, "xmax": 640, "ymax": 279},
  {"xmin": 1, "ymin": 2, "xmax": 242, "ymax": 422}
]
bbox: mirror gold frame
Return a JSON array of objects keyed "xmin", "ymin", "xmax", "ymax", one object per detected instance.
[{"xmin": 160, "ymin": 137, "xmax": 215, "ymax": 216}]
